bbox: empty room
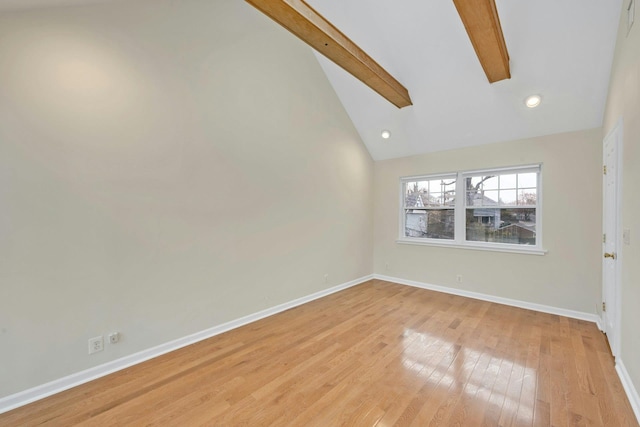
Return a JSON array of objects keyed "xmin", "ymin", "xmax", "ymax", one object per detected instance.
[{"xmin": 0, "ymin": 0, "xmax": 639, "ymax": 425}]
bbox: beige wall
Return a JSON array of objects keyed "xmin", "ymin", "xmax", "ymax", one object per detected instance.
[
  {"xmin": 603, "ymin": 1, "xmax": 640, "ymax": 399},
  {"xmin": 0, "ymin": 0, "xmax": 373, "ymax": 398},
  {"xmin": 374, "ymin": 129, "xmax": 603, "ymax": 313}
]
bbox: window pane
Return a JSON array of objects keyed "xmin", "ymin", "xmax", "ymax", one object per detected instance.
[
  {"xmin": 466, "ymin": 191, "xmax": 481, "ymax": 206},
  {"xmin": 500, "ymin": 189, "xmax": 517, "ymax": 205},
  {"xmin": 405, "ymin": 192, "xmax": 421, "ymax": 208},
  {"xmin": 442, "ymin": 180, "xmax": 456, "ymax": 193},
  {"xmin": 483, "ymin": 190, "xmax": 499, "ymax": 206},
  {"xmin": 428, "ymin": 179, "xmax": 445, "ymax": 192},
  {"xmin": 518, "ymin": 189, "xmax": 537, "ymax": 206},
  {"xmin": 466, "ymin": 208, "xmax": 536, "ymax": 245},
  {"xmin": 406, "ymin": 181, "xmax": 427, "ymax": 194},
  {"xmin": 424, "ymin": 192, "xmax": 443, "ymax": 207},
  {"xmin": 405, "ymin": 209, "xmax": 455, "ymax": 239},
  {"xmin": 518, "ymin": 173, "xmax": 537, "ymax": 188},
  {"xmin": 500, "ymin": 174, "xmax": 517, "ymax": 189},
  {"xmin": 467, "ymin": 175, "xmax": 498, "ymax": 191},
  {"xmin": 482, "ymin": 176, "xmax": 499, "ymax": 190},
  {"xmin": 468, "ymin": 176, "xmax": 483, "ymax": 188},
  {"xmin": 419, "ymin": 181, "xmax": 429, "ymax": 192},
  {"xmin": 405, "ymin": 182, "xmax": 423, "ymax": 207},
  {"xmin": 405, "ymin": 182, "xmax": 415, "ymax": 194}
]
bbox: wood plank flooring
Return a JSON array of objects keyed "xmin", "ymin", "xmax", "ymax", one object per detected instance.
[{"xmin": 1, "ymin": 279, "xmax": 637, "ymax": 426}]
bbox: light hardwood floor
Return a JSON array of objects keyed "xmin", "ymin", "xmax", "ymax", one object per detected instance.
[{"xmin": 1, "ymin": 280, "xmax": 637, "ymax": 426}]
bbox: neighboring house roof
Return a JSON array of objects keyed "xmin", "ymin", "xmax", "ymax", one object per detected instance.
[
  {"xmin": 504, "ymin": 223, "xmax": 537, "ymax": 233},
  {"xmin": 471, "ymin": 193, "xmax": 499, "ymax": 218},
  {"xmin": 471, "ymin": 193, "xmax": 498, "ymax": 206}
]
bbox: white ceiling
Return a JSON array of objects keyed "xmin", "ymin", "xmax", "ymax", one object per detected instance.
[
  {"xmin": 0, "ymin": 0, "xmax": 623, "ymax": 161},
  {"xmin": 307, "ymin": 0, "xmax": 623, "ymax": 160}
]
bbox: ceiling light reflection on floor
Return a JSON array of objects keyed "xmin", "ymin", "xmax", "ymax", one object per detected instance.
[{"xmin": 400, "ymin": 328, "xmax": 535, "ymax": 421}]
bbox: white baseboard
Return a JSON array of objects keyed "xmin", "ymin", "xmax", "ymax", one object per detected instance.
[
  {"xmin": 616, "ymin": 360, "xmax": 640, "ymax": 424},
  {"xmin": 373, "ymin": 274, "xmax": 600, "ymax": 324},
  {"xmin": 0, "ymin": 274, "xmax": 373, "ymax": 415}
]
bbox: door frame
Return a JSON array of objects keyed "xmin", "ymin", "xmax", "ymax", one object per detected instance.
[{"xmin": 602, "ymin": 117, "xmax": 623, "ymax": 358}]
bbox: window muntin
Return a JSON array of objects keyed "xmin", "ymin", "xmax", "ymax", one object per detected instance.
[{"xmin": 400, "ymin": 165, "xmax": 541, "ymax": 252}]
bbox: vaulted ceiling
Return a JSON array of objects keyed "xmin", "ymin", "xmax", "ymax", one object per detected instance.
[
  {"xmin": 0, "ymin": 0, "xmax": 624, "ymax": 161},
  {"xmin": 306, "ymin": 0, "xmax": 622, "ymax": 160}
]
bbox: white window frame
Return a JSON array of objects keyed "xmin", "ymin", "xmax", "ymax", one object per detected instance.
[{"xmin": 398, "ymin": 164, "xmax": 546, "ymax": 255}]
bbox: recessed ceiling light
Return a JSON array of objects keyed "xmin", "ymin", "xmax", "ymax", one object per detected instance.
[
  {"xmin": 381, "ymin": 130, "xmax": 391, "ymax": 139},
  {"xmin": 525, "ymin": 95, "xmax": 542, "ymax": 108}
]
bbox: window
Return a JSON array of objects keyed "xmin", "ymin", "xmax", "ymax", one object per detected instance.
[
  {"xmin": 403, "ymin": 174, "xmax": 456, "ymax": 240},
  {"xmin": 399, "ymin": 165, "xmax": 543, "ymax": 254}
]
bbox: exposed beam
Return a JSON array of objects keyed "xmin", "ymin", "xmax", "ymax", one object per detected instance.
[
  {"xmin": 453, "ymin": 0, "xmax": 510, "ymax": 83},
  {"xmin": 245, "ymin": 0, "xmax": 412, "ymax": 108}
]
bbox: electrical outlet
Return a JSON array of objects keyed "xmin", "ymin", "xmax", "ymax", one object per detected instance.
[
  {"xmin": 108, "ymin": 332, "xmax": 120, "ymax": 344},
  {"xmin": 324, "ymin": 273, "xmax": 329, "ymax": 284},
  {"xmin": 88, "ymin": 336, "xmax": 104, "ymax": 354},
  {"xmin": 456, "ymin": 275, "xmax": 463, "ymax": 284},
  {"xmin": 385, "ymin": 262, "xmax": 389, "ymax": 270}
]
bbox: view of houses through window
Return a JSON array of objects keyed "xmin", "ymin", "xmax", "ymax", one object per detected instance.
[
  {"xmin": 404, "ymin": 176, "xmax": 456, "ymax": 240},
  {"xmin": 402, "ymin": 166, "xmax": 540, "ymax": 248},
  {"xmin": 464, "ymin": 172, "xmax": 537, "ymax": 245}
]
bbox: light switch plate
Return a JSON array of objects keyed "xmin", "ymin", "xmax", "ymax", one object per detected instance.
[{"xmin": 623, "ymin": 228, "xmax": 631, "ymax": 245}]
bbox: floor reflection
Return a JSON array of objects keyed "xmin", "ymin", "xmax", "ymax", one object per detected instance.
[{"xmin": 399, "ymin": 328, "xmax": 536, "ymax": 423}]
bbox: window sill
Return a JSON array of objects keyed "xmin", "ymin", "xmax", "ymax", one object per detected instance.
[{"xmin": 396, "ymin": 238, "xmax": 548, "ymax": 255}]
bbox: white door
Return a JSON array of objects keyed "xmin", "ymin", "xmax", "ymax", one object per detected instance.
[{"xmin": 602, "ymin": 120, "xmax": 622, "ymax": 357}]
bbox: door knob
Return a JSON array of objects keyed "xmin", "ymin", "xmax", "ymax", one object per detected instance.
[{"xmin": 604, "ymin": 252, "xmax": 616, "ymax": 259}]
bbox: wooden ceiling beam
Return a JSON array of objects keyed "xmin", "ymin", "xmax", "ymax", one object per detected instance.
[
  {"xmin": 453, "ymin": 0, "xmax": 510, "ymax": 83},
  {"xmin": 245, "ymin": 0, "xmax": 412, "ymax": 108}
]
